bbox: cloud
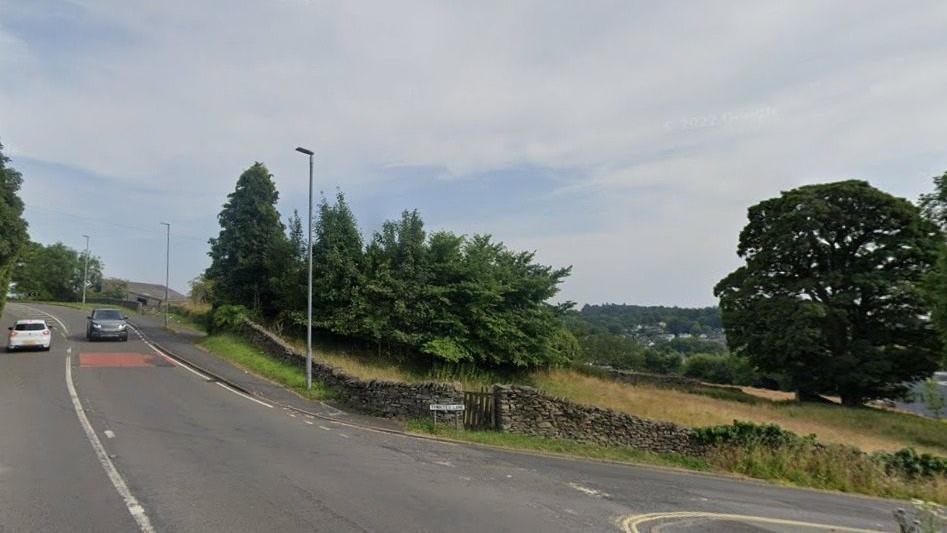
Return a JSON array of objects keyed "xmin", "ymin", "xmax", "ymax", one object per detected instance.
[{"xmin": 2, "ymin": 0, "xmax": 947, "ymax": 303}]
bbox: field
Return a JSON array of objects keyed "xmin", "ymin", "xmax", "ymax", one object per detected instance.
[
  {"xmin": 275, "ymin": 343, "xmax": 947, "ymax": 456},
  {"xmin": 533, "ymin": 369, "xmax": 947, "ymax": 455}
]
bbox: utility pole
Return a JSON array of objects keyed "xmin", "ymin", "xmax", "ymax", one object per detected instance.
[
  {"xmin": 81, "ymin": 235, "xmax": 90, "ymax": 305},
  {"xmin": 161, "ymin": 222, "xmax": 170, "ymax": 327},
  {"xmin": 295, "ymin": 146, "xmax": 314, "ymax": 391}
]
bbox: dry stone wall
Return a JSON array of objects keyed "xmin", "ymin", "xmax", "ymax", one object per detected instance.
[
  {"xmin": 494, "ymin": 385, "xmax": 702, "ymax": 455},
  {"xmin": 236, "ymin": 320, "xmax": 702, "ymax": 455},
  {"xmin": 238, "ymin": 320, "xmax": 463, "ymax": 422}
]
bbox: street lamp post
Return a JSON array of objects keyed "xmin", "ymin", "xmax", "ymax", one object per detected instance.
[
  {"xmin": 295, "ymin": 146, "xmax": 314, "ymax": 392},
  {"xmin": 81, "ymin": 235, "xmax": 90, "ymax": 305},
  {"xmin": 160, "ymin": 222, "xmax": 170, "ymax": 327}
]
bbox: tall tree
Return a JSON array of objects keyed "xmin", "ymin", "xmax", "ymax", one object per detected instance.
[
  {"xmin": 0, "ymin": 141, "xmax": 28, "ymax": 315},
  {"xmin": 205, "ymin": 162, "xmax": 291, "ymax": 316},
  {"xmin": 361, "ymin": 210, "xmax": 430, "ymax": 350},
  {"xmin": 311, "ymin": 192, "xmax": 364, "ymax": 335},
  {"xmin": 919, "ymin": 171, "xmax": 947, "ymax": 368},
  {"xmin": 287, "ymin": 210, "xmax": 306, "ymax": 263},
  {"xmin": 919, "ymin": 171, "xmax": 947, "ymax": 232},
  {"xmin": 715, "ymin": 180, "xmax": 943, "ymax": 405}
]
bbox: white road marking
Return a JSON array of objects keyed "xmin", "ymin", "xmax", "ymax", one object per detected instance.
[
  {"xmin": 129, "ymin": 325, "xmax": 273, "ymax": 409},
  {"xmin": 338, "ymin": 433, "xmax": 350, "ymax": 439},
  {"xmin": 65, "ymin": 355, "xmax": 155, "ymax": 533},
  {"xmin": 304, "ymin": 420, "xmax": 314, "ymax": 425},
  {"xmin": 319, "ymin": 425, "xmax": 332, "ymax": 431},
  {"xmin": 319, "ymin": 401, "xmax": 345, "ymax": 417},
  {"xmin": 216, "ymin": 382, "xmax": 273, "ymax": 409},
  {"xmin": 18, "ymin": 305, "xmax": 69, "ymax": 336},
  {"xmin": 104, "ymin": 430, "xmax": 116, "ymax": 439},
  {"xmin": 569, "ymin": 482, "xmax": 609, "ymax": 498}
]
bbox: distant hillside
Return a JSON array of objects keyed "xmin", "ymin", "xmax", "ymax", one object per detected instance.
[{"xmin": 576, "ymin": 304, "xmax": 723, "ymax": 337}]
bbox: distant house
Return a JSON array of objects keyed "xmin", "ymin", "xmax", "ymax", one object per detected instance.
[{"xmin": 124, "ymin": 281, "xmax": 187, "ymax": 308}]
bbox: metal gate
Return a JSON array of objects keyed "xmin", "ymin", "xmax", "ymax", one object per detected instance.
[{"xmin": 463, "ymin": 387, "xmax": 496, "ymax": 430}]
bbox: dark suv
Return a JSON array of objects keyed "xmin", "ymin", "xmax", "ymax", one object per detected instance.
[{"xmin": 86, "ymin": 308, "xmax": 129, "ymax": 342}]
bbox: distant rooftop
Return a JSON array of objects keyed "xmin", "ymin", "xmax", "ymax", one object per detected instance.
[{"xmin": 117, "ymin": 279, "xmax": 187, "ymax": 302}]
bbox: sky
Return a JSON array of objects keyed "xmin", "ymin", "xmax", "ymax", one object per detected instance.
[{"xmin": 2, "ymin": 1, "xmax": 947, "ymax": 306}]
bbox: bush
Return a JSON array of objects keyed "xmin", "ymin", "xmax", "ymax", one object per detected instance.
[
  {"xmin": 683, "ymin": 353, "xmax": 759, "ymax": 386},
  {"xmin": 644, "ymin": 350, "xmax": 682, "ymax": 374},
  {"xmin": 874, "ymin": 448, "xmax": 947, "ymax": 479},
  {"xmin": 211, "ymin": 304, "xmax": 249, "ymax": 332},
  {"xmin": 698, "ymin": 422, "xmax": 947, "ymax": 503},
  {"xmin": 693, "ymin": 420, "xmax": 810, "ymax": 448}
]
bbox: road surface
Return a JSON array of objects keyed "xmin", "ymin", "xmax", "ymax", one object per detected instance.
[{"xmin": 0, "ymin": 303, "xmax": 904, "ymax": 532}]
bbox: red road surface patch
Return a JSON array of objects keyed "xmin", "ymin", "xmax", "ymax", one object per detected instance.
[{"xmin": 79, "ymin": 353, "xmax": 174, "ymax": 368}]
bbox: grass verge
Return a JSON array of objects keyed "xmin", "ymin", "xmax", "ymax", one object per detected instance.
[
  {"xmin": 405, "ymin": 419, "xmax": 709, "ymax": 471},
  {"xmin": 197, "ymin": 333, "xmax": 330, "ymax": 401},
  {"xmin": 707, "ymin": 443, "xmax": 947, "ymax": 504},
  {"xmin": 533, "ymin": 368, "xmax": 947, "ymax": 455},
  {"xmin": 408, "ymin": 419, "xmax": 947, "ymax": 504}
]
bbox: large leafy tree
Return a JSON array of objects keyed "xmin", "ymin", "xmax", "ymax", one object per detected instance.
[
  {"xmin": 715, "ymin": 180, "xmax": 943, "ymax": 405},
  {"xmin": 13, "ymin": 241, "xmax": 102, "ymax": 301},
  {"xmin": 206, "ymin": 163, "xmax": 291, "ymax": 316},
  {"xmin": 0, "ymin": 141, "xmax": 28, "ymax": 314},
  {"xmin": 357, "ymin": 209, "xmax": 575, "ymax": 367}
]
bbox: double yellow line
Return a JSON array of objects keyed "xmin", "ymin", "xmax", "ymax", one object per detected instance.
[{"xmin": 620, "ymin": 511, "xmax": 885, "ymax": 533}]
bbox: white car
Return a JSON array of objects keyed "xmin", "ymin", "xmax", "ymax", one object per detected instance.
[{"xmin": 7, "ymin": 319, "xmax": 53, "ymax": 352}]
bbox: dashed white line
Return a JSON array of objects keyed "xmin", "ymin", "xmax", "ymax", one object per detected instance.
[
  {"xmin": 304, "ymin": 420, "xmax": 314, "ymax": 425},
  {"xmin": 338, "ymin": 433, "xmax": 350, "ymax": 439},
  {"xmin": 104, "ymin": 430, "xmax": 116, "ymax": 439},
  {"xmin": 65, "ymin": 355, "xmax": 155, "ymax": 533},
  {"xmin": 319, "ymin": 425, "xmax": 332, "ymax": 431}
]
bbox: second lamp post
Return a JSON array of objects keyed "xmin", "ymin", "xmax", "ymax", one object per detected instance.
[{"xmin": 295, "ymin": 146, "xmax": 314, "ymax": 392}]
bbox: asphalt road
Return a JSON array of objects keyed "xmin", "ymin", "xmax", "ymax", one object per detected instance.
[{"xmin": 0, "ymin": 303, "xmax": 906, "ymax": 532}]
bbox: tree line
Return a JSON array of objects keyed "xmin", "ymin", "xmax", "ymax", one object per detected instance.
[
  {"xmin": 202, "ymin": 162, "xmax": 577, "ymax": 368},
  {"xmin": 575, "ymin": 304, "xmax": 723, "ymax": 335},
  {"xmin": 12, "ymin": 241, "xmax": 105, "ymax": 301}
]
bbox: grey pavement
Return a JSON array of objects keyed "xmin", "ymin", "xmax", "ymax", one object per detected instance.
[{"xmin": 0, "ymin": 302, "xmax": 905, "ymax": 532}]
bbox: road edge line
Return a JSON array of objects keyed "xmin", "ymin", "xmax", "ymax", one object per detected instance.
[{"xmin": 65, "ymin": 354, "xmax": 155, "ymax": 533}]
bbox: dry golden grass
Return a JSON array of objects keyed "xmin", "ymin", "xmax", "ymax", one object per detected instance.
[
  {"xmin": 532, "ymin": 368, "xmax": 947, "ymax": 455},
  {"xmin": 736, "ymin": 386, "xmax": 797, "ymax": 402},
  {"xmin": 282, "ymin": 337, "xmax": 421, "ymax": 383},
  {"xmin": 265, "ymin": 329, "xmax": 947, "ymax": 456},
  {"xmin": 320, "ymin": 352, "xmax": 419, "ymax": 383}
]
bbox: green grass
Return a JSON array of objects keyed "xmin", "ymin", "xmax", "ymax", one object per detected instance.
[
  {"xmin": 707, "ymin": 442, "xmax": 947, "ymax": 504},
  {"xmin": 198, "ymin": 333, "xmax": 330, "ymax": 400},
  {"xmin": 405, "ymin": 419, "xmax": 710, "ymax": 471},
  {"xmin": 408, "ymin": 419, "xmax": 947, "ymax": 504}
]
